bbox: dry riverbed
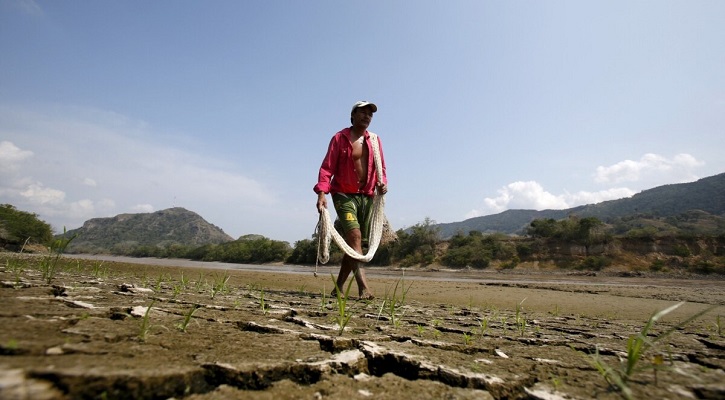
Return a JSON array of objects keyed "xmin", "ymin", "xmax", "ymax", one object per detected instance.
[{"xmin": 0, "ymin": 253, "xmax": 723, "ymax": 399}]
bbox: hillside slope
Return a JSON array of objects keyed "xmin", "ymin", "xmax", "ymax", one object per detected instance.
[
  {"xmin": 62, "ymin": 207, "xmax": 234, "ymax": 253},
  {"xmin": 436, "ymin": 172, "xmax": 725, "ymax": 238}
]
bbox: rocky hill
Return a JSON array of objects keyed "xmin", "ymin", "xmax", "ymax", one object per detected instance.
[
  {"xmin": 62, "ymin": 207, "xmax": 234, "ymax": 254},
  {"xmin": 435, "ymin": 172, "xmax": 725, "ymax": 238}
]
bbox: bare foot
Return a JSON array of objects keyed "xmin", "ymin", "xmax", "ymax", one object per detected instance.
[{"xmin": 359, "ymin": 292, "xmax": 375, "ymax": 301}]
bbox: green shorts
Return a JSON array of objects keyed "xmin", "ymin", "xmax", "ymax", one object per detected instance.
[{"xmin": 332, "ymin": 193, "xmax": 374, "ymax": 244}]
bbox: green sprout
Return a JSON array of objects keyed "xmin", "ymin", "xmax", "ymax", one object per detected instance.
[
  {"xmin": 586, "ymin": 302, "xmax": 714, "ymax": 399},
  {"xmin": 331, "ymin": 273, "xmax": 355, "ymax": 336}
]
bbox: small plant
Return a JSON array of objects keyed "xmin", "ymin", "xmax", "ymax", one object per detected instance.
[
  {"xmin": 7, "ymin": 259, "xmax": 25, "ymax": 288},
  {"xmin": 177, "ymin": 304, "xmax": 201, "ymax": 333},
  {"xmin": 714, "ymin": 315, "xmax": 722, "ymax": 337},
  {"xmin": 296, "ymin": 284, "xmax": 307, "ymax": 295},
  {"xmin": 515, "ymin": 298, "xmax": 527, "ymax": 336},
  {"xmin": 416, "ymin": 324, "xmax": 425, "ymax": 337},
  {"xmin": 154, "ymin": 274, "xmax": 164, "ymax": 291},
  {"xmin": 139, "ymin": 268, "xmax": 149, "ymax": 287},
  {"xmin": 39, "ymin": 228, "xmax": 76, "ymax": 284},
  {"xmin": 432, "ymin": 328, "xmax": 441, "ymax": 340},
  {"xmin": 5, "ymin": 339, "xmax": 19, "ymax": 351},
  {"xmin": 194, "ymin": 272, "xmax": 205, "ymax": 292},
  {"xmin": 377, "ymin": 276, "xmax": 412, "ymax": 328},
  {"xmin": 172, "ymin": 283, "xmax": 183, "ymax": 299},
  {"xmin": 91, "ymin": 261, "xmax": 106, "ymax": 278},
  {"xmin": 319, "ymin": 286, "xmax": 327, "ymax": 312},
  {"xmin": 259, "ymin": 288, "xmax": 268, "ymax": 315},
  {"xmin": 331, "ymin": 273, "xmax": 355, "ymax": 336},
  {"xmin": 586, "ymin": 302, "xmax": 714, "ymax": 399},
  {"xmin": 550, "ymin": 304, "xmax": 560, "ymax": 317},
  {"xmin": 178, "ymin": 272, "xmax": 189, "ymax": 290},
  {"xmin": 139, "ymin": 300, "xmax": 156, "ymax": 342},
  {"xmin": 550, "ymin": 374, "xmax": 563, "ymax": 390},
  {"xmin": 463, "ymin": 332, "xmax": 472, "ymax": 346},
  {"xmin": 210, "ymin": 271, "xmax": 231, "ymax": 299},
  {"xmin": 478, "ymin": 317, "xmax": 489, "ymax": 336}
]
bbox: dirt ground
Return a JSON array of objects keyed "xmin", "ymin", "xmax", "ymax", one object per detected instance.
[{"xmin": 0, "ymin": 253, "xmax": 723, "ymax": 400}]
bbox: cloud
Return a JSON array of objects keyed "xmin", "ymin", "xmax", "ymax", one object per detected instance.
[
  {"xmin": 467, "ymin": 181, "xmax": 637, "ymax": 219},
  {"xmin": 594, "ymin": 153, "xmax": 704, "ymax": 184},
  {"xmin": 467, "ymin": 152, "xmax": 707, "ymax": 219},
  {"xmin": 20, "ymin": 183, "xmax": 65, "ymax": 205},
  {"xmin": 2, "ymin": 0, "xmax": 43, "ymax": 16},
  {"xmin": 0, "ymin": 140, "xmax": 33, "ymax": 172},
  {"xmin": 0, "ymin": 105, "xmax": 279, "ymax": 235},
  {"xmin": 132, "ymin": 204, "xmax": 154, "ymax": 213},
  {"xmin": 82, "ymin": 178, "xmax": 97, "ymax": 187}
]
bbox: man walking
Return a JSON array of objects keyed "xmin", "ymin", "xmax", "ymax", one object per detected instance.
[{"xmin": 314, "ymin": 101, "xmax": 388, "ymax": 299}]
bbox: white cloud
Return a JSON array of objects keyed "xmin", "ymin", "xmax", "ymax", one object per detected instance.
[
  {"xmin": 82, "ymin": 178, "xmax": 97, "ymax": 187},
  {"xmin": 132, "ymin": 204, "xmax": 155, "ymax": 213},
  {"xmin": 468, "ymin": 152, "xmax": 707, "ymax": 219},
  {"xmin": 0, "ymin": 105, "xmax": 280, "ymax": 236},
  {"xmin": 19, "ymin": 183, "xmax": 65, "ymax": 205},
  {"xmin": 0, "ymin": 141, "xmax": 33, "ymax": 172},
  {"xmin": 483, "ymin": 181, "xmax": 569, "ymax": 212},
  {"xmin": 594, "ymin": 153, "xmax": 704, "ymax": 184},
  {"xmin": 467, "ymin": 181, "xmax": 636, "ymax": 219}
]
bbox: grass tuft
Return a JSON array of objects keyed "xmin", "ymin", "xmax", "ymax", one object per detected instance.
[{"xmin": 586, "ymin": 302, "xmax": 715, "ymax": 399}]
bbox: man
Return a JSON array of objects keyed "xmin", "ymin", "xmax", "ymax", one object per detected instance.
[{"xmin": 314, "ymin": 101, "xmax": 388, "ymax": 300}]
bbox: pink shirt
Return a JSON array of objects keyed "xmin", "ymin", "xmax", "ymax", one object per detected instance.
[{"xmin": 314, "ymin": 127, "xmax": 387, "ymax": 197}]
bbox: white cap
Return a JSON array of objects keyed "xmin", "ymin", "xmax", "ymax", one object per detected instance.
[{"xmin": 351, "ymin": 101, "xmax": 377, "ymax": 113}]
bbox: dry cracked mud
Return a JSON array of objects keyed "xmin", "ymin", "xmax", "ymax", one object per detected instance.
[{"xmin": 0, "ymin": 254, "xmax": 723, "ymax": 400}]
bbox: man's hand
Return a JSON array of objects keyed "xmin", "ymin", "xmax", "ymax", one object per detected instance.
[
  {"xmin": 316, "ymin": 192, "xmax": 327, "ymax": 213},
  {"xmin": 377, "ymin": 182, "xmax": 388, "ymax": 195}
]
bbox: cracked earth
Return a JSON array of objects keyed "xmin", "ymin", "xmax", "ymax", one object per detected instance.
[{"xmin": 1, "ymin": 254, "xmax": 723, "ymax": 399}]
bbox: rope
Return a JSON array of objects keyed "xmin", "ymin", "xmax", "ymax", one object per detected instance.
[{"xmin": 315, "ymin": 133, "xmax": 386, "ymax": 274}]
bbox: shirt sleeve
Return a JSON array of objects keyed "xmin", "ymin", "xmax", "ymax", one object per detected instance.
[{"xmin": 313, "ymin": 135, "xmax": 338, "ymax": 194}]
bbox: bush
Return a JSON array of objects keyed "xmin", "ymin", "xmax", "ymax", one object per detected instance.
[
  {"xmin": 650, "ymin": 259, "xmax": 666, "ymax": 272},
  {"xmin": 391, "ymin": 218, "xmax": 440, "ymax": 267},
  {"xmin": 578, "ymin": 256, "xmax": 611, "ymax": 271},
  {"xmin": 691, "ymin": 260, "xmax": 723, "ymax": 275},
  {"xmin": 0, "ymin": 204, "xmax": 53, "ymax": 247},
  {"xmin": 515, "ymin": 243, "xmax": 533, "ymax": 258},
  {"xmin": 671, "ymin": 245, "xmax": 692, "ymax": 257}
]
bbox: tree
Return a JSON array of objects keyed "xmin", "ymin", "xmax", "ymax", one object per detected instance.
[
  {"xmin": 392, "ymin": 217, "xmax": 440, "ymax": 267},
  {"xmin": 0, "ymin": 204, "xmax": 53, "ymax": 247}
]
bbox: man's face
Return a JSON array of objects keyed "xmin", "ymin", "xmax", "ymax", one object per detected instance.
[{"xmin": 351, "ymin": 106, "xmax": 374, "ymax": 128}]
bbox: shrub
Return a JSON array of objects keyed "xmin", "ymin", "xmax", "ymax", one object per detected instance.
[
  {"xmin": 0, "ymin": 204, "xmax": 53, "ymax": 247},
  {"xmin": 578, "ymin": 256, "xmax": 611, "ymax": 271},
  {"xmin": 671, "ymin": 245, "xmax": 691, "ymax": 257},
  {"xmin": 650, "ymin": 259, "xmax": 666, "ymax": 272}
]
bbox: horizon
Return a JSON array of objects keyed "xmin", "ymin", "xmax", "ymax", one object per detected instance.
[{"xmin": 2, "ymin": 1, "xmax": 724, "ymax": 243}]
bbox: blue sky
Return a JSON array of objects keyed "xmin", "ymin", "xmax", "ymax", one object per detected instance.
[{"xmin": 1, "ymin": 1, "xmax": 724, "ymax": 244}]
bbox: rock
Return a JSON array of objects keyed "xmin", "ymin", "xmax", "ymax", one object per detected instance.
[
  {"xmin": 0, "ymin": 368, "xmax": 65, "ymax": 400},
  {"xmin": 524, "ymin": 383, "xmax": 572, "ymax": 400},
  {"xmin": 130, "ymin": 306, "xmax": 151, "ymax": 317},
  {"xmin": 58, "ymin": 298, "xmax": 95, "ymax": 309},
  {"xmin": 118, "ymin": 283, "xmax": 154, "ymax": 294}
]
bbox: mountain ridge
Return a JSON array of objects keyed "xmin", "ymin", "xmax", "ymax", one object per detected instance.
[
  {"xmin": 435, "ymin": 172, "xmax": 725, "ymax": 238},
  {"xmin": 64, "ymin": 207, "xmax": 234, "ymax": 253}
]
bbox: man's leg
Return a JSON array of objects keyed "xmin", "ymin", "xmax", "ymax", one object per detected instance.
[{"xmin": 335, "ymin": 228, "xmax": 373, "ymax": 299}]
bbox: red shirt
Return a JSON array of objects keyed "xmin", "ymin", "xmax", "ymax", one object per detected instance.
[{"xmin": 314, "ymin": 127, "xmax": 387, "ymax": 197}]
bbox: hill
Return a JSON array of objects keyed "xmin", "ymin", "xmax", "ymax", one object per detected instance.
[
  {"xmin": 435, "ymin": 172, "xmax": 725, "ymax": 238},
  {"xmin": 62, "ymin": 207, "xmax": 234, "ymax": 254}
]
